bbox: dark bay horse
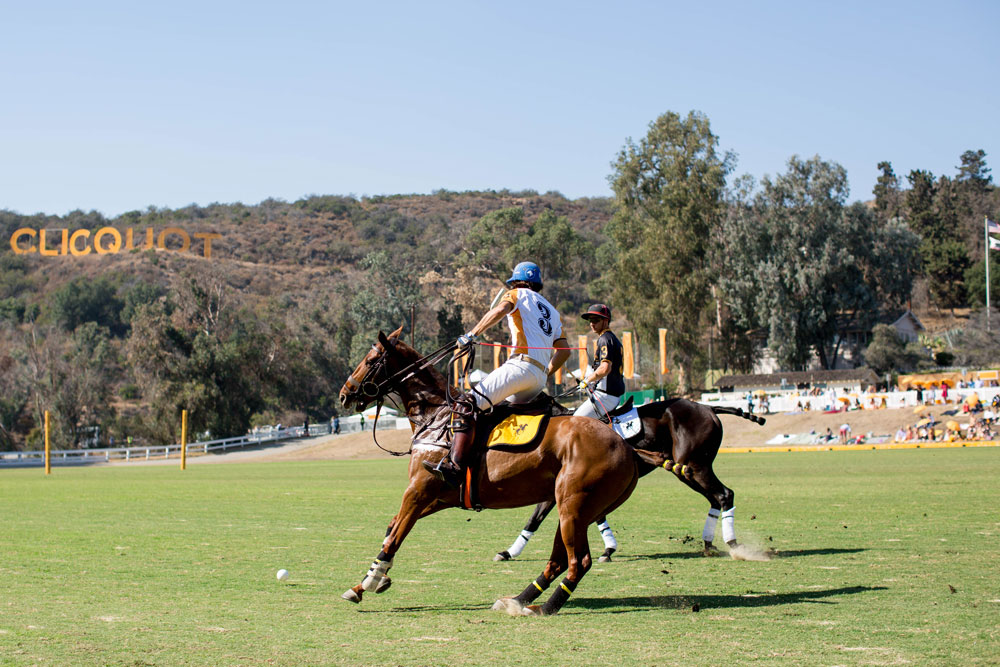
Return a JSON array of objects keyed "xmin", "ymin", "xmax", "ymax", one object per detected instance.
[
  {"xmin": 494, "ymin": 399, "xmax": 764, "ymax": 561},
  {"xmin": 337, "ymin": 326, "xmax": 639, "ymax": 616}
]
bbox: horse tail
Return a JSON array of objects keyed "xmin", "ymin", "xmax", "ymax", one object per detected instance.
[{"xmin": 711, "ymin": 405, "xmax": 766, "ymax": 426}]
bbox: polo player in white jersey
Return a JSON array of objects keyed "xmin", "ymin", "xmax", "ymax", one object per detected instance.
[{"xmin": 425, "ymin": 261, "xmax": 571, "ymax": 487}]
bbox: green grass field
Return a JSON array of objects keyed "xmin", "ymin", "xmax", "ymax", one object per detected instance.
[{"xmin": 2, "ymin": 449, "xmax": 999, "ymax": 666}]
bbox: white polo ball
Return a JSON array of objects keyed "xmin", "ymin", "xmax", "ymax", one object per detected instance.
[{"xmin": 276, "ymin": 569, "xmax": 290, "ymax": 581}]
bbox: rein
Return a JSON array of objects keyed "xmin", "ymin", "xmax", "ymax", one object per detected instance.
[{"xmin": 349, "ymin": 339, "xmax": 459, "ymax": 456}]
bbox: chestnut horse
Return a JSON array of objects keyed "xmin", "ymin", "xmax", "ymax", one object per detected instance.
[
  {"xmin": 495, "ymin": 399, "xmax": 765, "ymax": 561},
  {"xmin": 338, "ymin": 327, "xmax": 639, "ymax": 616}
]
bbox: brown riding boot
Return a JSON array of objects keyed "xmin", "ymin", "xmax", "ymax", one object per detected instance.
[{"xmin": 423, "ymin": 405, "xmax": 476, "ymax": 489}]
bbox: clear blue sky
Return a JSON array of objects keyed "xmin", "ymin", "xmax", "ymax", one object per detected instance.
[{"xmin": 2, "ymin": 1, "xmax": 997, "ymax": 217}]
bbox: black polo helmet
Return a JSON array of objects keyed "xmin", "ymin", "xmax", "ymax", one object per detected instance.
[{"xmin": 581, "ymin": 304, "xmax": 611, "ymax": 321}]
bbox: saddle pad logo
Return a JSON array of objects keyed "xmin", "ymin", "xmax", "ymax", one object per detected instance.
[
  {"xmin": 487, "ymin": 414, "xmax": 545, "ymax": 447},
  {"xmin": 611, "ymin": 407, "xmax": 642, "ymax": 441}
]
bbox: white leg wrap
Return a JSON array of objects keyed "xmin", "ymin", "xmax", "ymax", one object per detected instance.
[
  {"xmin": 361, "ymin": 558, "xmax": 393, "ymax": 592},
  {"xmin": 702, "ymin": 508, "xmax": 721, "ymax": 543},
  {"xmin": 721, "ymin": 508, "xmax": 736, "ymax": 544},
  {"xmin": 597, "ymin": 521, "xmax": 617, "ymax": 550},
  {"xmin": 507, "ymin": 530, "xmax": 533, "ymax": 558}
]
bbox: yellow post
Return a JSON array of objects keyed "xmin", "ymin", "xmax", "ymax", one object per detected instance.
[
  {"xmin": 623, "ymin": 332, "xmax": 635, "ymax": 379},
  {"xmin": 180, "ymin": 409, "xmax": 188, "ymax": 471},
  {"xmin": 659, "ymin": 328, "xmax": 669, "ymax": 376},
  {"xmin": 44, "ymin": 410, "xmax": 51, "ymax": 475},
  {"xmin": 577, "ymin": 335, "xmax": 588, "ymax": 380}
]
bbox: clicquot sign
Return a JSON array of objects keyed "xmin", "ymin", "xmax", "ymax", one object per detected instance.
[{"xmin": 10, "ymin": 227, "xmax": 222, "ymax": 259}]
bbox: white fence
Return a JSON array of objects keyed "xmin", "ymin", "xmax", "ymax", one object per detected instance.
[
  {"xmin": 0, "ymin": 415, "xmax": 414, "ymax": 468},
  {"xmin": 0, "ymin": 426, "xmax": 306, "ymax": 468},
  {"xmin": 700, "ymin": 386, "xmax": 1000, "ymax": 415}
]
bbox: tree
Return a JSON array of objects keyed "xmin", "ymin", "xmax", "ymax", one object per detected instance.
[
  {"xmin": 947, "ymin": 309, "xmax": 1000, "ymax": 368},
  {"xmin": 872, "ymin": 161, "xmax": 903, "ymax": 224},
  {"xmin": 955, "ymin": 149, "xmax": 995, "ymax": 258},
  {"xmin": 922, "ymin": 239, "xmax": 971, "ymax": 310},
  {"xmin": 719, "ymin": 156, "xmax": 920, "ymax": 370},
  {"xmin": 436, "ymin": 303, "xmax": 465, "ymax": 347},
  {"xmin": 464, "ymin": 207, "xmax": 527, "ymax": 275},
  {"xmin": 964, "ymin": 255, "xmax": 1000, "ymax": 307},
  {"xmin": 510, "ymin": 209, "xmax": 593, "ymax": 310},
  {"xmin": 957, "ymin": 149, "xmax": 992, "ymax": 190},
  {"xmin": 607, "ymin": 110, "xmax": 734, "ymax": 392},
  {"xmin": 48, "ymin": 275, "xmax": 125, "ymax": 336},
  {"xmin": 463, "ymin": 207, "xmax": 594, "ymax": 310},
  {"xmin": 904, "ymin": 170, "xmax": 939, "ymax": 240},
  {"xmin": 903, "ymin": 170, "xmax": 972, "ymax": 309},
  {"xmin": 863, "ymin": 324, "xmax": 920, "ymax": 374},
  {"xmin": 348, "ymin": 250, "xmax": 422, "ymax": 362},
  {"xmin": 49, "ymin": 323, "xmax": 115, "ymax": 446}
]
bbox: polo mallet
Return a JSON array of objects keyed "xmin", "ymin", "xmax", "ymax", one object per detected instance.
[{"xmin": 582, "ymin": 380, "xmax": 615, "ymax": 423}]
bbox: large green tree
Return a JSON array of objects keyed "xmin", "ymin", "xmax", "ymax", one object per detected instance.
[
  {"xmin": 463, "ymin": 207, "xmax": 593, "ymax": 310},
  {"xmin": 719, "ymin": 156, "xmax": 920, "ymax": 370},
  {"xmin": 348, "ymin": 250, "xmax": 423, "ymax": 362},
  {"xmin": 606, "ymin": 110, "xmax": 733, "ymax": 392},
  {"xmin": 904, "ymin": 169, "xmax": 972, "ymax": 309}
]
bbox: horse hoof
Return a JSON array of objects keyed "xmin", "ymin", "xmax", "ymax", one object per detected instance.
[
  {"xmin": 494, "ymin": 597, "xmax": 525, "ymax": 616},
  {"xmin": 521, "ymin": 604, "xmax": 543, "ymax": 617},
  {"xmin": 375, "ymin": 577, "xmax": 392, "ymax": 594},
  {"xmin": 494, "ymin": 551, "xmax": 512, "ymax": 562},
  {"xmin": 341, "ymin": 588, "xmax": 362, "ymax": 604},
  {"xmin": 598, "ymin": 547, "xmax": 615, "ymax": 563}
]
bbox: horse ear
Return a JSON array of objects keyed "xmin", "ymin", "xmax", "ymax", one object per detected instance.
[
  {"xmin": 377, "ymin": 330, "xmax": 391, "ymax": 350},
  {"xmin": 389, "ymin": 324, "xmax": 405, "ymax": 341}
]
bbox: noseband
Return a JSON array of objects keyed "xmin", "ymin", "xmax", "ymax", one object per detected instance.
[{"xmin": 344, "ymin": 345, "xmax": 394, "ymax": 404}]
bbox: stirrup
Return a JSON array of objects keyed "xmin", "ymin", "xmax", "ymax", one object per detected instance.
[{"xmin": 422, "ymin": 459, "xmax": 463, "ymax": 488}]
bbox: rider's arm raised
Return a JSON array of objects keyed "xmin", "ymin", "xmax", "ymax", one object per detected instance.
[{"xmin": 467, "ymin": 300, "xmax": 516, "ymax": 338}]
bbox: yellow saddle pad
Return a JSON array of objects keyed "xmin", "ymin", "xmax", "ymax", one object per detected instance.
[{"xmin": 486, "ymin": 414, "xmax": 546, "ymax": 448}]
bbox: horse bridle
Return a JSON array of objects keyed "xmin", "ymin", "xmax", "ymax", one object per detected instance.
[
  {"xmin": 344, "ymin": 338, "xmax": 457, "ymax": 409},
  {"xmin": 343, "ymin": 344, "xmax": 394, "ymax": 404}
]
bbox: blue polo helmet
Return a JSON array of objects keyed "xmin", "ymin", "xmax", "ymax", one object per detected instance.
[{"xmin": 505, "ymin": 261, "xmax": 542, "ymax": 289}]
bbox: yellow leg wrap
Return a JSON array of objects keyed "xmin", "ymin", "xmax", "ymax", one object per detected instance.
[
  {"xmin": 662, "ymin": 459, "xmax": 675, "ymax": 471},
  {"xmin": 560, "ymin": 582, "xmax": 573, "ymax": 595},
  {"xmin": 532, "ymin": 581, "xmax": 544, "ymax": 592}
]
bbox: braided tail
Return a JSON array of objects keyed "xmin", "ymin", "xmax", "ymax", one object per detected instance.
[{"xmin": 711, "ymin": 406, "xmax": 766, "ymax": 426}]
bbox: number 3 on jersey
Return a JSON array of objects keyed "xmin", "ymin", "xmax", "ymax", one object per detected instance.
[{"xmin": 537, "ymin": 302, "xmax": 553, "ymax": 336}]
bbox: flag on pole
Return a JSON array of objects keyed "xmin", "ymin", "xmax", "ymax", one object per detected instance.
[
  {"xmin": 990, "ymin": 236, "xmax": 1000, "ymax": 251},
  {"xmin": 622, "ymin": 332, "xmax": 635, "ymax": 379},
  {"xmin": 658, "ymin": 328, "xmax": 669, "ymax": 376},
  {"xmin": 989, "ymin": 219, "xmax": 1000, "ymax": 234}
]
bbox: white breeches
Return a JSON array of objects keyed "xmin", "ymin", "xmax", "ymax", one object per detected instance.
[
  {"xmin": 473, "ymin": 358, "xmax": 547, "ymax": 409},
  {"xmin": 573, "ymin": 390, "xmax": 621, "ymax": 419}
]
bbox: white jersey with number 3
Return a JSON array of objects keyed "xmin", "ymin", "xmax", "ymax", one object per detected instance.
[{"xmin": 500, "ymin": 288, "xmax": 563, "ymax": 366}]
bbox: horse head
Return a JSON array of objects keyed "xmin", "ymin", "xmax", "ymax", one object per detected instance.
[{"xmin": 339, "ymin": 325, "xmax": 406, "ymax": 412}]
